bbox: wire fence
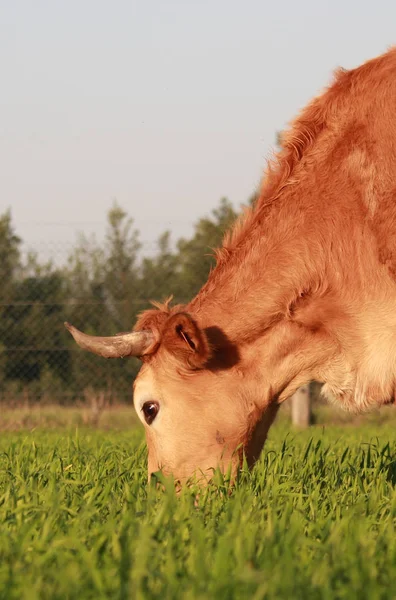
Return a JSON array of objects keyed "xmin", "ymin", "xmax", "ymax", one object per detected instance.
[
  {"xmin": 1, "ymin": 200, "xmax": 251, "ymax": 406},
  {"xmin": 1, "ymin": 229, "xmax": 324, "ymax": 411},
  {"xmin": 0, "ymin": 301, "xmax": 141, "ymax": 406},
  {"xmin": 0, "ymin": 233, "xmax": 168, "ymax": 406}
]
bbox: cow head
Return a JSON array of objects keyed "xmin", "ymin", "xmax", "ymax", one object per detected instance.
[{"xmin": 64, "ymin": 292, "xmax": 344, "ymax": 483}]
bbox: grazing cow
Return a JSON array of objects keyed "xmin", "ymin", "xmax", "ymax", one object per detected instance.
[{"xmin": 66, "ymin": 48, "xmax": 396, "ymax": 483}]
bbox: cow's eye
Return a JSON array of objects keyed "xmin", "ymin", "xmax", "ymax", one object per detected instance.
[{"xmin": 142, "ymin": 401, "xmax": 159, "ymax": 425}]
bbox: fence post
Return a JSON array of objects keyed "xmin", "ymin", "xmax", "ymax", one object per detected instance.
[{"xmin": 291, "ymin": 384, "xmax": 312, "ymax": 427}]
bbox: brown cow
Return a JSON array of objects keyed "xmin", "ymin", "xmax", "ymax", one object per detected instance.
[{"xmin": 66, "ymin": 47, "xmax": 396, "ymax": 483}]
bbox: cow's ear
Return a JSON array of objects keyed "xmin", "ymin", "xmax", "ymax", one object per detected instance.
[{"xmin": 161, "ymin": 312, "xmax": 211, "ymax": 368}]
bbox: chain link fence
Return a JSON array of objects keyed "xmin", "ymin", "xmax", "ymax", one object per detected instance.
[
  {"xmin": 0, "ymin": 222, "xmax": 324, "ymax": 414},
  {"xmin": 0, "ymin": 232, "xmax": 172, "ymax": 407},
  {"xmin": 0, "ymin": 296, "xmax": 145, "ymax": 407}
]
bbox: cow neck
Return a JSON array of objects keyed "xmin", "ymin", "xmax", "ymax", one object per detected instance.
[{"xmin": 187, "ymin": 180, "xmax": 326, "ymax": 344}]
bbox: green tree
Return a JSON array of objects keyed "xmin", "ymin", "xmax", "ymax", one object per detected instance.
[
  {"xmin": 66, "ymin": 200, "xmax": 142, "ymax": 332},
  {"xmin": 0, "ymin": 212, "xmax": 71, "ymax": 402},
  {"xmin": 64, "ymin": 201, "xmax": 143, "ymax": 403},
  {"xmin": 176, "ymin": 197, "xmax": 238, "ymax": 300},
  {"xmin": 140, "ymin": 231, "xmax": 180, "ymax": 303},
  {"xmin": 103, "ymin": 201, "xmax": 142, "ymax": 329},
  {"xmin": 0, "ymin": 210, "xmax": 21, "ymax": 298},
  {"xmin": 3, "ymin": 273, "xmax": 69, "ymax": 396},
  {"xmin": 66, "ymin": 231, "xmax": 106, "ymax": 331},
  {"xmin": 0, "ymin": 210, "xmax": 21, "ymax": 389},
  {"xmin": 0, "ymin": 196, "xmax": 251, "ymax": 404}
]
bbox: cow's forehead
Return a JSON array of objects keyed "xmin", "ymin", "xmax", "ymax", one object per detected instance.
[{"xmin": 134, "ymin": 364, "xmax": 156, "ymax": 396}]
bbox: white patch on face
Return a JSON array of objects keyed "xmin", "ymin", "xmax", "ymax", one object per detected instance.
[{"xmin": 133, "ymin": 370, "xmax": 163, "ymax": 428}]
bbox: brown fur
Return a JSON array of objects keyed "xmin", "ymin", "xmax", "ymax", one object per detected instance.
[{"xmin": 131, "ymin": 48, "xmax": 396, "ymax": 481}]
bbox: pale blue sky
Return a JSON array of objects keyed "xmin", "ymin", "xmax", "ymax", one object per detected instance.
[{"xmin": 1, "ymin": 1, "xmax": 395, "ymax": 262}]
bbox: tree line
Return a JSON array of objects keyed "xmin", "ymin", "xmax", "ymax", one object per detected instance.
[{"xmin": 0, "ymin": 197, "xmax": 245, "ymax": 404}]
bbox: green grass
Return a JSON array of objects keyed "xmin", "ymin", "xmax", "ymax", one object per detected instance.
[{"xmin": 0, "ymin": 422, "xmax": 395, "ymax": 599}]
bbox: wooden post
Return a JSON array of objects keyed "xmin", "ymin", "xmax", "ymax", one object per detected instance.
[{"xmin": 291, "ymin": 384, "xmax": 312, "ymax": 427}]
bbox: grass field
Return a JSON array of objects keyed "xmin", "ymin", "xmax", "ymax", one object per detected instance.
[{"xmin": 0, "ymin": 410, "xmax": 395, "ymax": 599}]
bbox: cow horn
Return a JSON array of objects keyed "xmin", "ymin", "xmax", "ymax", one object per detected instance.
[{"xmin": 64, "ymin": 322, "xmax": 155, "ymax": 358}]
